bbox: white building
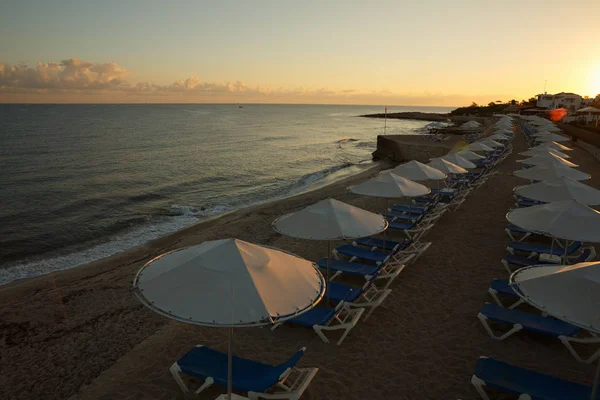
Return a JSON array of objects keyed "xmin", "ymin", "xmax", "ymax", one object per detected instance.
[{"xmin": 536, "ymin": 92, "xmax": 584, "ymax": 111}]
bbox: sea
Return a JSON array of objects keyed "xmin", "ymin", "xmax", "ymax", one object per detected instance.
[{"xmin": 0, "ymin": 104, "xmax": 453, "ymax": 285}]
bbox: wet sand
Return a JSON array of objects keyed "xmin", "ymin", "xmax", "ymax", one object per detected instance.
[{"xmin": 1, "ymin": 130, "xmax": 599, "ymax": 400}]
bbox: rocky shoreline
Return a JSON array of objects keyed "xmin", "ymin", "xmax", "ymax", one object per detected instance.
[{"xmin": 358, "ymin": 111, "xmax": 449, "ymax": 122}]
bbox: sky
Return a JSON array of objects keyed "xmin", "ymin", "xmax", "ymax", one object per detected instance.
[{"xmin": 1, "ymin": 0, "xmax": 599, "ymax": 106}]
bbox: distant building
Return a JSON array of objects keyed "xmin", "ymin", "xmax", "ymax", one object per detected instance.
[{"xmin": 536, "ymin": 92, "xmax": 584, "ymax": 112}]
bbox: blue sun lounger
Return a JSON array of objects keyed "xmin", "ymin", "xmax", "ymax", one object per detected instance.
[
  {"xmin": 506, "ymin": 240, "xmax": 582, "ymax": 258},
  {"xmin": 317, "ymin": 256, "xmax": 408, "ymax": 289},
  {"xmin": 487, "ymin": 279, "xmax": 524, "ymax": 309},
  {"xmin": 501, "ymin": 247, "xmax": 595, "ymax": 275},
  {"xmin": 272, "ymin": 300, "xmax": 365, "ymax": 346},
  {"xmin": 383, "ymin": 211, "xmax": 420, "ymax": 223},
  {"xmin": 326, "ymin": 276, "xmax": 392, "ymax": 321},
  {"xmin": 504, "ymin": 224, "xmax": 537, "ymax": 242},
  {"xmin": 390, "ymin": 204, "xmax": 429, "ymax": 213},
  {"xmin": 388, "ymin": 220, "xmax": 417, "ymax": 231},
  {"xmin": 333, "ymin": 244, "xmax": 391, "ymax": 265},
  {"xmin": 478, "ymin": 303, "xmax": 600, "ymax": 363},
  {"xmin": 353, "ymin": 236, "xmax": 410, "ymax": 252},
  {"xmin": 170, "ymin": 346, "xmax": 318, "ymax": 398},
  {"xmin": 471, "ymin": 356, "xmax": 592, "ymax": 399}
]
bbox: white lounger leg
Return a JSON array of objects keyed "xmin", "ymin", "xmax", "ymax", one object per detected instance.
[
  {"xmin": 488, "ymin": 288, "xmax": 524, "ymax": 310},
  {"xmin": 248, "ymin": 366, "xmax": 319, "ymax": 400},
  {"xmin": 558, "ymin": 335, "xmax": 600, "ymax": 364},
  {"xmin": 169, "ymin": 361, "xmax": 215, "ymax": 395},
  {"xmin": 477, "ymin": 313, "xmax": 523, "ymax": 340},
  {"xmin": 471, "ymin": 374, "xmax": 491, "ymax": 400},
  {"xmin": 313, "ymin": 305, "xmax": 365, "ymax": 346}
]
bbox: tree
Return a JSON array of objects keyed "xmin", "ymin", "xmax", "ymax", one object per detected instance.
[
  {"xmin": 510, "ymin": 99, "xmax": 517, "ymax": 105},
  {"xmin": 470, "ymin": 102, "xmax": 478, "ymax": 107},
  {"xmin": 488, "ymin": 102, "xmax": 496, "ymax": 107}
]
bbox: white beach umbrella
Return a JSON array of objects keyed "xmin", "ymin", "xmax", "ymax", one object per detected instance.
[
  {"xmin": 389, "ymin": 160, "xmax": 447, "ymax": 181},
  {"xmin": 427, "ymin": 158, "xmax": 468, "ymax": 175},
  {"xmin": 530, "ymin": 141, "xmax": 573, "ymax": 152},
  {"xmin": 514, "ymin": 163, "xmax": 591, "ymax": 181},
  {"xmin": 488, "ymin": 133, "xmax": 512, "ymax": 142},
  {"xmin": 467, "ymin": 142, "xmax": 495, "ymax": 152},
  {"xmin": 531, "ymin": 120, "xmax": 552, "ymax": 126},
  {"xmin": 461, "ymin": 121, "xmax": 481, "ymax": 130},
  {"xmin": 506, "ymin": 199, "xmax": 600, "ymax": 243},
  {"xmin": 541, "ymin": 125, "xmax": 562, "ymax": 132},
  {"xmin": 272, "ymin": 198, "xmax": 387, "ymax": 302},
  {"xmin": 495, "ymin": 122, "xmax": 512, "ymax": 129},
  {"xmin": 520, "ymin": 148, "xmax": 571, "ymax": 159},
  {"xmin": 510, "ymin": 262, "xmax": 600, "ymax": 399},
  {"xmin": 132, "ymin": 239, "xmax": 326, "ymax": 399},
  {"xmin": 348, "ymin": 171, "xmax": 430, "ymax": 198},
  {"xmin": 536, "ymin": 133, "xmax": 571, "ymax": 142},
  {"xmin": 479, "ymin": 138, "xmax": 505, "ymax": 148},
  {"xmin": 272, "ymin": 198, "xmax": 387, "ymax": 241},
  {"xmin": 442, "ymin": 153, "xmax": 477, "ymax": 169},
  {"xmin": 518, "ymin": 153, "xmax": 578, "ymax": 168},
  {"xmin": 455, "ymin": 150, "xmax": 486, "ymax": 161},
  {"xmin": 514, "ymin": 177, "xmax": 600, "ymax": 206}
]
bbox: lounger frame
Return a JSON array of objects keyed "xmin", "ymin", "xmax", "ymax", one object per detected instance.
[
  {"xmin": 169, "ymin": 345, "xmax": 319, "ymax": 399},
  {"xmin": 478, "ymin": 305, "xmax": 600, "ymax": 363}
]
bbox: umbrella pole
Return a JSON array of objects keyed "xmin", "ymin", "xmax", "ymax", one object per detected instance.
[
  {"xmin": 563, "ymin": 239, "xmax": 569, "ymax": 264},
  {"xmin": 327, "ymin": 240, "xmax": 331, "ymax": 306},
  {"xmin": 591, "ymin": 359, "xmax": 600, "ymax": 400},
  {"xmin": 227, "ymin": 326, "xmax": 233, "ymax": 400},
  {"xmin": 227, "ymin": 285, "xmax": 234, "ymax": 400}
]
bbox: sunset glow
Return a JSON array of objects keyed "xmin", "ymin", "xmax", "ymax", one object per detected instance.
[{"xmin": 1, "ymin": 0, "xmax": 599, "ymax": 105}]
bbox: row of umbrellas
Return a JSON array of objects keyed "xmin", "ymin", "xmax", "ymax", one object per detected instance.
[
  {"xmin": 129, "ymin": 142, "xmax": 500, "ymax": 398},
  {"xmin": 506, "ymin": 117, "xmax": 600, "ymax": 398}
]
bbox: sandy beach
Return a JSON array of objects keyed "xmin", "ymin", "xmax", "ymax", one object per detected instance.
[{"xmin": 2, "ymin": 129, "xmax": 599, "ymax": 400}]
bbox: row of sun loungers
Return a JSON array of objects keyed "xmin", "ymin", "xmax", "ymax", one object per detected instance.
[{"xmin": 470, "ymin": 120, "xmax": 598, "ymax": 399}]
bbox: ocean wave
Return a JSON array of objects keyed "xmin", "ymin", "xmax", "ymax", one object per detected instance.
[
  {"xmin": 354, "ymin": 141, "xmax": 377, "ymax": 148},
  {"xmin": 167, "ymin": 204, "xmax": 232, "ymax": 217},
  {"xmin": 0, "ymin": 213, "xmax": 201, "ymax": 286},
  {"xmin": 291, "ymin": 162, "xmax": 355, "ymax": 192},
  {"xmin": 336, "ymin": 138, "xmax": 360, "ymax": 144}
]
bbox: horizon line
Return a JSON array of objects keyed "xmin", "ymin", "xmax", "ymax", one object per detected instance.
[{"xmin": 0, "ymin": 102, "xmax": 461, "ymax": 108}]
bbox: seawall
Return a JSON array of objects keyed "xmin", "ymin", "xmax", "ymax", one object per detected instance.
[{"xmin": 372, "ymin": 135, "xmax": 465, "ymax": 162}]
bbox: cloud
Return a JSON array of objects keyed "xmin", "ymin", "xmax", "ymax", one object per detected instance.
[
  {"xmin": 0, "ymin": 58, "xmax": 516, "ymax": 106},
  {"xmin": 0, "ymin": 59, "xmax": 132, "ymax": 92}
]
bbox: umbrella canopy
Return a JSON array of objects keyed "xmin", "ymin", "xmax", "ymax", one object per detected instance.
[
  {"xmin": 530, "ymin": 141, "xmax": 573, "ymax": 152},
  {"xmin": 520, "ymin": 147, "xmax": 571, "ymax": 159},
  {"xmin": 389, "ymin": 160, "xmax": 447, "ymax": 181},
  {"xmin": 131, "ymin": 239, "xmax": 326, "ymax": 327},
  {"xmin": 510, "ymin": 262, "xmax": 600, "ymax": 334},
  {"xmin": 536, "ymin": 133, "xmax": 571, "ymax": 142},
  {"xmin": 577, "ymin": 107, "xmax": 600, "ymax": 113},
  {"xmin": 460, "ymin": 121, "xmax": 481, "ymax": 130},
  {"xmin": 479, "ymin": 138, "xmax": 505, "ymax": 148},
  {"xmin": 455, "ymin": 150, "xmax": 486, "ymax": 161},
  {"xmin": 531, "ymin": 120, "xmax": 552, "ymax": 126},
  {"xmin": 467, "ymin": 142, "xmax": 495, "ymax": 152},
  {"xmin": 518, "ymin": 153, "xmax": 578, "ymax": 168},
  {"xmin": 488, "ymin": 133, "xmax": 512, "ymax": 142},
  {"xmin": 514, "ymin": 177, "xmax": 600, "ymax": 206},
  {"xmin": 531, "ymin": 131, "xmax": 554, "ymax": 137},
  {"xmin": 427, "ymin": 158, "xmax": 468, "ymax": 175},
  {"xmin": 506, "ymin": 199, "xmax": 600, "ymax": 242},
  {"xmin": 272, "ymin": 198, "xmax": 387, "ymax": 240},
  {"xmin": 514, "ymin": 163, "xmax": 591, "ymax": 181},
  {"xmin": 542, "ymin": 125, "xmax": 562, "ymax": 132},
  {"xmin": 441, "ymin": 153, "xmax": 477, "ymax": 169},
  {"xmin": 495, "ymin": 122, "xmax": 513, "ymax": 130},
  {"xmin": 348, "ymin": 171, "xmax": 430, "ymax": 198}
]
